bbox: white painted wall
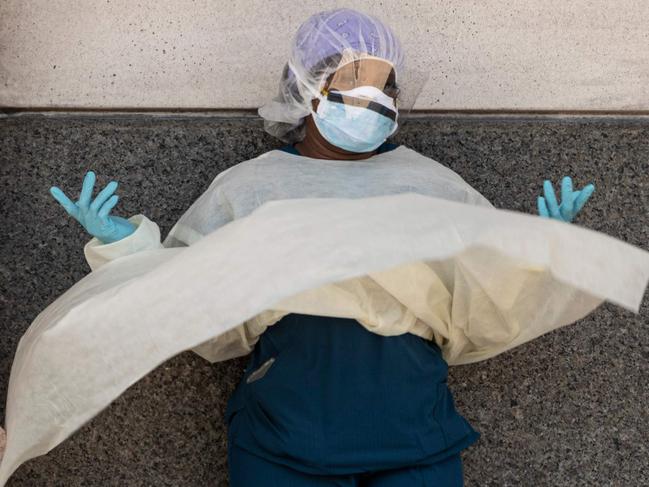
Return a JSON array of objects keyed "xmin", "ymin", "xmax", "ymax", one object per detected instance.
[{"xmin": 1, "ymin": 0, "xmax": 648, "ymax": 110}]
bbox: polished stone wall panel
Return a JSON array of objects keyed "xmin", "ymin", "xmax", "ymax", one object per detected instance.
[{"xmin": 0, "ymin": 114, "xmax": 647, "ymax": 486}]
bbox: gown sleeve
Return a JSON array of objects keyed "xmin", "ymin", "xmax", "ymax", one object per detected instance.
[
  {"xmin": 82, "ymin": 162, "xmax": 239, "ymax": 271},
  {"xmin": 83, "ymin": 214, "xmax": 164, "ymax": 272},
  {"xmin": 81, "ymin": 191, "xmax": 256, "ymax": 361}
]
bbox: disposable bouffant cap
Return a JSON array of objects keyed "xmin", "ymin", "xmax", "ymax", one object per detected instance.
[{"xmin": 258, "ymin": 8, "xmax": 405, "ymax": 143}]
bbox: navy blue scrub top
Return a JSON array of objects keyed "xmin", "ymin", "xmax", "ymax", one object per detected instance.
[{"xmin": 224, "ymin": 142, "xmax": 480, "ymax": 476}]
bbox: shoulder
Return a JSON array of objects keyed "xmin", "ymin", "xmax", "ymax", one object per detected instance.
[
  {"xmin": 276, "ymin": 144, "xmax": 300, "ymax": 155},
  {"xmin": 377, "ymin": 142, "xmax": 400, "ymax": 153}
]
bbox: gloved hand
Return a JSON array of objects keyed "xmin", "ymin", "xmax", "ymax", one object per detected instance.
[
  {"xmin": 50, "ymin": 170, "xmax": 136, "ymax": 244},
  {"xmin": 537, "ymin": 176, "xmax": 595, "ymax": 223}
]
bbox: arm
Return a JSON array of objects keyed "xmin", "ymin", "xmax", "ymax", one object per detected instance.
[
  {"xmin": 50, "ymin": 170, "xmax": 163, "ymax": 272},
  {"xmin": 49, "ymin": 168, "xmax": 256, "ymax": 362},
  {"xmin": 83, "ymin": 214, "xmax": 164, "ymax": 271}
]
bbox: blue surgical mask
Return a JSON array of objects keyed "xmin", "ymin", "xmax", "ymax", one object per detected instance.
[{"xmin": 311, "ymin": 86, "xmax": 398, "ymax": 153}]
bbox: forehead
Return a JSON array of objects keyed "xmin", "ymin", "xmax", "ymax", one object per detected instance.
[{"xmin": 326, "ymin": 57, "xmax": 395, "ymax": 91}]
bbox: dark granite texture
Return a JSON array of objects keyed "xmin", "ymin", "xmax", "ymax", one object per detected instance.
[{"xmin": 0, "ymin": 114, "xmax": 647, "ymax": 486}]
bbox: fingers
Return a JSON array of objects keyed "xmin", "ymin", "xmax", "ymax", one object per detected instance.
[
  {"xmin": 559, "ymin": 176, "xmax": 575, "ymax": 221},
  {"xmin": 537, "ymin": 196, "xmax": 549, "ymax": 218},
  {"xmin": 560, "ymin": 176, "xmax": 573, "ymax": 201},
  {"xmin": 98, "ymin": 194, "xmax": 119, "ymax": 219},
  {"xmin": 574, "ymin": 183, "xmax": 595, "ymax": 214},
  {"xmin": 49, "ymin": 186, "xmax": 80, "ymax": 219},
  {"xmin": 90, "ymin": 180, "xmax": 118, "ymax": 213},
  {"xmin": 543, "ymin": 180, "xmax": 561, "ymax": 219},
  {"xmin": 78, "ymin": 171, "xmax": 96, "ymax": 209}
]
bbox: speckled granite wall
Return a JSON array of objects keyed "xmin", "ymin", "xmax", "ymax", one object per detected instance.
[{"xmin": 0, "ymin": 114, "xmax": 647, "ymax": 486}]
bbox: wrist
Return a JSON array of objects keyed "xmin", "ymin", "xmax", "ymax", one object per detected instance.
[{"xmin": 97, "ymin": 221, "xmax": 136, "ymax": 244}]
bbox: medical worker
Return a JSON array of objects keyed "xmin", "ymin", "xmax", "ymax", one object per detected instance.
[{"xmin": 49, "ymin": 8, "xmax": 594, "ymax": 486}]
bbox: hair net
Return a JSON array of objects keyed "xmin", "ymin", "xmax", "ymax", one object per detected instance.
[{"xmin": 258, "ymin": 8, "xmax": 424, "ymax": 143}]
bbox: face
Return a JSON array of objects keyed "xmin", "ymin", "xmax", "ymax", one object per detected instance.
[{"xmin": 301, "ymin": 56, "xmax": 400, "ymax": 157}]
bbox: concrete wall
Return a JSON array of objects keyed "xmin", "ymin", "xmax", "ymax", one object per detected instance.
[{"xmin": 1, "ymin": 0, "xmax": 649, "ymax": 111}]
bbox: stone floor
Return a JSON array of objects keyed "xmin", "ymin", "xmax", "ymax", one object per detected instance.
[{"xmin": 0, "ymin": 113, "xmax": 647, "ymax": 486}]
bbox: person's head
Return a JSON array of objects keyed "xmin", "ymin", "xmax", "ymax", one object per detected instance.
[{"xmin": 259, "ymin": 8, "xmax": 407, "ymax": 153}]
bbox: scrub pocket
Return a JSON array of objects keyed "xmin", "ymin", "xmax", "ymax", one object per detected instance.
[{"xmin": 224, "ymin": 334, "xmax": 281, "ymax": 427}]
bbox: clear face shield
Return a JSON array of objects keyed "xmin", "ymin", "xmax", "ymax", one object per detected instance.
[{"xmin": 298, "ymin": 50, "xmax": 429, "ymax": 152}]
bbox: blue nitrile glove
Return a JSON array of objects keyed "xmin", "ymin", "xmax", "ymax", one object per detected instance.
[
  {"xmin": 537, "ymin": 176, "xmax": 595, "ymax": 223},
  {"xmin": 50, "ymin": 170, "xmax": 136, "ymax": 244}
]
